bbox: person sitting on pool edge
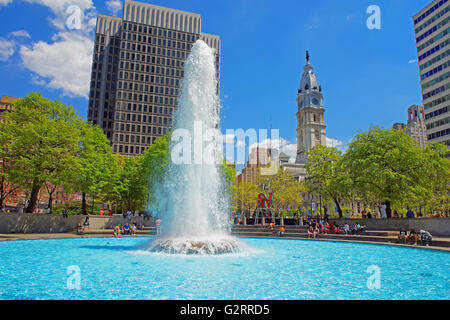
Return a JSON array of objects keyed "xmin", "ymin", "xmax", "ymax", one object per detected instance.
[
  {"xmin": 123, "ymin": 223, "xmax": 130, "ymax": 235},
  {"xmin": 277, "ymin": 226, "xmax": 286, "ymax": 237},
  {"xmin": 406, "ymin": 229, "xmax": 418, "ymax": 245},
  {"xmin": 77, "ymin": 223, "xmax": 84, "ymax": 235},
  {"xmin": 113, "ymin": 225, "xmax": 121, "ymax": 238},
  {"xmin": 307, "ymin": 225, "xmax": 315, "ymax": 239},
  {"xmin": 396, "ymin": 228, "xmax": 407, "ymax": 244},
  {"xmin": 419, "ymin": 230, "xmax": 432, "ymax": 246}
]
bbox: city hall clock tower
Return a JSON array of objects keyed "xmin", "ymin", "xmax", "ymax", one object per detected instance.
[{"xmin": 296, "ymin": 51, "xmax": 326, "ymax": 164}]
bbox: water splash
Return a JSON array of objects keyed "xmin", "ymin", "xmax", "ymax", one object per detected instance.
[{"xmin": 146, "ymin": 40, "xmax": 240, "ymax": 254}]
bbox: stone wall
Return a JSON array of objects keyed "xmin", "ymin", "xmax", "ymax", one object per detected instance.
[
  {"xmin": 330, "ymin": 218, "xmax": 450, "ymax": 236},
  {"xmin": 0, "ymin": 213, "xmax": 154, "ymax": 234}
]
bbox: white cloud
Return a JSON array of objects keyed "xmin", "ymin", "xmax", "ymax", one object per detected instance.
[
  {"xmin": 5, "ymin": 1, "xmax": 98, "ymax": 98},
  {"xmin": 9, "ymin": 30, "xmax": 30, "ymax": 38},
  {"xmin": 106, "ymin": 0, "xmax": 122, "ymax": 16},
  {"xmin": 408, "ymin": 59, "xmax": 417, "ymax": 64},
  {"xmin": 0, "ymin": 30, "xmax": 31, "ymax": 61},
  {"xmin": 0, "ymin": 39, "xmax": 15, "ymax": 61},
  {"xmin": 249, "ymin": 137, "xmax": 297, "ymax": 163},
  {"xmin": 326, "ymin": 137, "xmax": 343, "ymax": 148},
  {"xmin": 20, "ymin": 32, "xmax": 94, "ymax": 98}
]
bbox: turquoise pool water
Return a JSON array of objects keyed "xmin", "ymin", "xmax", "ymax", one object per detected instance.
[{"xmin": 0, "ymin": 237, "xmax": 448, "ymax": 300}]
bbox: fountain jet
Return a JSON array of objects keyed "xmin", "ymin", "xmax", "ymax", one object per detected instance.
[{"xmin": 147, "ymin": 40, "xmax": 240, "ymax": 254}]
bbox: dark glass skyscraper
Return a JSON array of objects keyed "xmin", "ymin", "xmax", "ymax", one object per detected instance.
[{"xmin": 87, "ymin": 0, "xmax": 220, "ymax": 155}]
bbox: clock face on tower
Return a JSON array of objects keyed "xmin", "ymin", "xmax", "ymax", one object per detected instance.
[{"xmin": 312, "ymin": 98, "xmax": 319, "ymax": 106}]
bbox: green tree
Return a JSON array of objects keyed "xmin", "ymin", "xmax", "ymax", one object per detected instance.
[
  {"xmin": 74, "ymin": 121, "xmax": 117, "ymax": 215},
  {"xmin": 341, "ymin": 126, "xmax": 449, "ymax": 217},
  {"xmin": 263, "ymin": 168, "xmax": 304, "ymax": 211},
  {"xmin": 236, "ymin": 182, "xmax": 260, "ymax": 213},
  {"xmin": 139, "ymin": 133, "xmax": 170, "ymax": 207},
  {"xmin": 305, "ymin": 145, "xmax": 350, "ymax": 217},
  {"xmin": 0, "ymin": 93, "xmax": 80, "ymax": 213}
]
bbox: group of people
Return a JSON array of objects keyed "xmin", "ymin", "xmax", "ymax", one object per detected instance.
[
  {"xmin": 306, "ymin": 216, "xmax": 367, "ymax": 239},
  {"xmin": 396, "ymin": 228, "xmax": 433, "ymax": 246},
  {"xmin": 113, "ymin": 222, "xmax": 138, "ymax": 237}
]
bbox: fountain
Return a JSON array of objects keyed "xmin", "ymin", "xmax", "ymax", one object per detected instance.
[{"xmin": 147, "ymin": 40, "xmax": 240, "ymax": 254}]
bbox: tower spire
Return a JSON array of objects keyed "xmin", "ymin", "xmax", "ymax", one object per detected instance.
[{"xmin": 306, "ymin": 50, "xmax": 310, "ymax": 64}]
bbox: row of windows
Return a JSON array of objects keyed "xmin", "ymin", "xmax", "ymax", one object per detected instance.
[
  {"xmin": 423, "ymin": 83, "xmax": 450, "ymax": 100},
  {"xmin": 121, "ymin": 42, "xmax": 190, "ymax": 60},
  {"xmin": 90, "ymin": 70, "xmax": 118, "ymax": 86},
  {"xmin": 414, "ymin": 0, "xmax": 448, "ymax": 25},
  {"xmin": 90, "ymin": 80, "xmax": 116, "ymax": 92},
  {"xmin": 419, "ymin": 38, "xmax": 449, "ymax": 61},
  {"xmin": 118, "ymin": 71, "xmax": 181, "ymax": 87},
  {"xmin": 425, "ymin": 106, "xmax": 448, "ymax": 120},
  {"xmin": 115, "ymin": 113, "xmax": 173, "ymax": 125},
  {"xmin": 420, "ymin": 49, "xmax": 450, "ymax": 70},
  {"xmin": 116, "ymin": 91, "xmax": 177, "ymax": 105},
  {"xmin": 427, "ymin": 116, "xmax": 450, "ymax": 130},
  {"xmin": 94, "ymin": 44, "xmax": 120, "ymax": 56},
  {"xmin": 114, "ymin": 144, "xmax": 150, "ymax": 155},
  {"xmin": 424, "ymin": 94, "xmax": 450, "ymax": 109},
  {"xmin": 117, "ymin": 102, "xmax": 175, "ymax": 114},
  {"xmin": 122, "ymin": 32, "xmax": 194, "ymax": 51},
  {"xmin": 422, "ymin": 71, "xmax": 449, "ymax": 90},
  {"xmin": 421, "ymin": 59, "xmax": 450, "ymax": 80},
  {"xmin": 120, "ymin": 64, "xmax": 184, "ymax": 79},
  {"xmin": 416, "ymin": 16, "xmax": 449, "ymax": 43},
  {"xmin": 118, "ymin": 82, "xmax": 179, "ymax": 96},
  {"xmin": 114, "ymin": 132, "xmax": 165, "ymax": 145},
  {"xmin": 114, "ymin": 122, "xmax": 169, "ymax": 136},
  {"xmin": 121, "ymin": 45, "xmax": 187, "ymax": 66},
  {"xmin": 95, "ymin": 35, "xmax": 121, "ymax": 47},
  {"xmin": 123, "ymin": 22, "xmax": 197, "ymax": 42},
  {"xmin": 417, "ymin": 27, "xmax": 449, "ymax": 53},
  {"xmin": 428, "ymin": 127, "xmax": 450, "ymax": 140},
  {"xmin": 120, "ymin": 52, "xmax": 184, "ymax": 68},
  {"xmin": 416, "ymin": 5, "xmax": 449, "ymax": 33}
]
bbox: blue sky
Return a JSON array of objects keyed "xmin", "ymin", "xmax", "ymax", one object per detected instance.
[{"xmin": 0, "ymin": 0, "xmax": 431, "ymax": 160}]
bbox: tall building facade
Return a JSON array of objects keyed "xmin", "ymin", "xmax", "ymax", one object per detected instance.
[
  {"xmin": 413, "ymin": 0, "xmax": 449, "ymax": 148},
  {"xmin": 392, "ymin": 105, "xmax": 428, "ymax": 147},
  {"xmin": 295, "ymin": 52, "xmax": 326, "ymax": 164},
  {"xmin": 406, "ymin": 105, "xmax": 428, "ymax": 147},
  {"xmin": 87, "ymin": 0, "xmax": 220, "ymax": 156}
]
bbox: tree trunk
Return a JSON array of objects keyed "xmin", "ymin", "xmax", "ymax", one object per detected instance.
[
  {"xmin": 48, "ymin": 192, "xmax": 52, "ymax": 211},
  {"xmin": 333, "ymin": 198, "xmax": 342, "ymax": 218},
  {"xmin": 26, "ymin": 181, "xmax": 41, "ymax": 213},
  {"xmin": 385, "ymin": 200, "xmax": 392, "ymax": 218},
  {"xmin": 46, "ymin": 185, "xmax": 56, "ymax": 212},
  {"xmin": 82, "ymin": 192, "xmax": 87, "ymax": 215}
]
